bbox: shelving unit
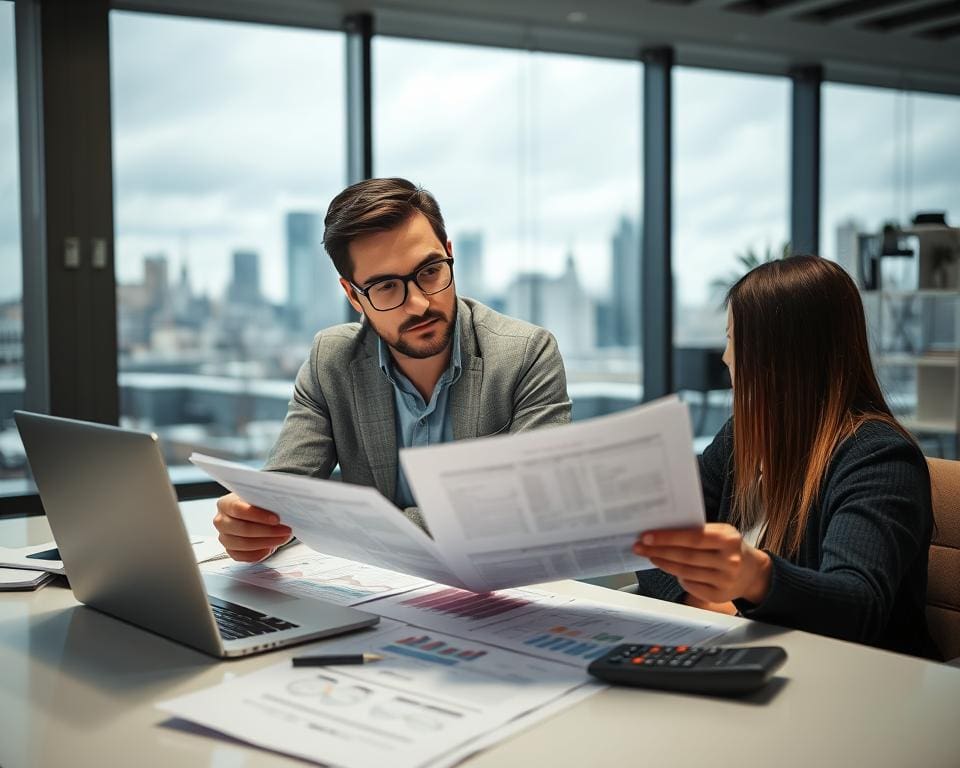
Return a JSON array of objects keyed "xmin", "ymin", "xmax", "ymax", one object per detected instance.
[{"xmin": 861, "ymin": 222, "xmax": 960, "ymax": 458}]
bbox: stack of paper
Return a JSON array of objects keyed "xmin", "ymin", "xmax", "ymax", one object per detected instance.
[{"xmin": 0, "ymin": 567, "xmax": 54, "ymax": 591}]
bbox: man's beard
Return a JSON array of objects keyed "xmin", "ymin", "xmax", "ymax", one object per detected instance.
[{"xmin": 371, "ymin": 305, "xmax": 457, "ymax": 360}]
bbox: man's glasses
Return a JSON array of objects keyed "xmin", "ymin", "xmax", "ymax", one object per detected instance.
[{"xmin": 351, "ymin": 257, "xmax": 455, "ymax": 312}]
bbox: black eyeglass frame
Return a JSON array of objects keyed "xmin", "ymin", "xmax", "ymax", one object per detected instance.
[{"xmin": 350, "ymin": 257, "xmax": 455, "ymax": 312}]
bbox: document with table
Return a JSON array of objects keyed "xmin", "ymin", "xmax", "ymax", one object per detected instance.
[{"xmin": 190, "ymin": 396, "xmax": 705, "ymax": 592}]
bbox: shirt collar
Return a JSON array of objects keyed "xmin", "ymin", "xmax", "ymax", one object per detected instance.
[{"xmin": 378, "ymin": 310, "xmax": 462, "ymax": 388}]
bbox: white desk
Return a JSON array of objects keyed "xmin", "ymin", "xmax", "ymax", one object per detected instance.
[{"xmin": 2, "ymin": 499, "xmax": 959, "ymax": 768}]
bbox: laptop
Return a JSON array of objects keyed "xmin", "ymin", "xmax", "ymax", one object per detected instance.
[{"xmin": 14, "ymin": 411, "xmax": 379, "ymax": 658}]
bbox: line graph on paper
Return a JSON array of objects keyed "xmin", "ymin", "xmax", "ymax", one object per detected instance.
[{"xmin": 200, "ymin": 545, "xmax": 429, "ymax": 606}]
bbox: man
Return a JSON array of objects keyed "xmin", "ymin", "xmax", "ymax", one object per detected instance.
[{"xmin": 214, "ymin": 177, "xmax": 571, "ymax": 561}]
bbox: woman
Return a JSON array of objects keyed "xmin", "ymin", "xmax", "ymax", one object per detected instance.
[{"xmin": 634, "ymin": 255, "xmax": 939, "ymax": 658}]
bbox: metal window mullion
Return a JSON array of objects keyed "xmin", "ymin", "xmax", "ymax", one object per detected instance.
[
  {"xmin": 345, "ymin": 12, "xmax": 373, "ymax": 186},
  {"xmin": 343, "ymin": 12, "xmax": 373, "ymax": 323},
  {"xmin": 790, "ymin": 64, "xmax": 822, "ymax": 256},
  {"xmin": 16, "ymin": 0, "xmax": 50, "ymax": 416},
  {"xmin": 22, "ymin": 0, "xmax": 118, "ymax": 423},
  {"xmin": 641, "ymin": 47, "xmax": 674, "ymax": 402}
]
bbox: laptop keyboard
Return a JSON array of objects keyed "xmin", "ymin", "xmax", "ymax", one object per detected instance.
[{"xmin": 208, "ymin": 595, "xmax": 299, "ymax": 641}]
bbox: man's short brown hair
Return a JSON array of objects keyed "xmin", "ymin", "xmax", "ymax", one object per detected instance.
[{"xmin": 323, "ymin": 177, "xmax": 449, "ymax": 281}]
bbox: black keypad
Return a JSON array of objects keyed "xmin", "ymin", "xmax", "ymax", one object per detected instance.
[{"xmin": 208, "ymin": 597, "xmax": 299, "ymax": 641}]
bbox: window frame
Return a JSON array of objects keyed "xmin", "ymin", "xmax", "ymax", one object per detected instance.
[{"xmin": 4, "ymin": 0, "xmax": 958, "ymax": 517}]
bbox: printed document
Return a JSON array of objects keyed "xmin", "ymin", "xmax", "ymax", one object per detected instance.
[
  {"xmin": 157, "ymin": 623, "xmax": 600, "ymax": 768},
  {"xmin": 365, "ymin": 583, "xmax": 727, "ymax": 666},
  {"xmin": 201, "ymin": 542, "xmax": 430, "ymax": 606},
  {"xmin": 190, "ymin": 454, "xmax": 469, "ymax": 589},
  {"xmin": 191, "ymin": 396, "xmax": 705, "ymax": 592},
  {"xmin": 401, "ymin": 396, "xmax": 704, "ymax": 591}
]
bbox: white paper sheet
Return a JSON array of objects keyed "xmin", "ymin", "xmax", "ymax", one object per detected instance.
[
  {"xmin": 367, "ymin": 584, "xmax": 728, "ymax": 667},
  {"xmin": 190, "ymin": 454, "xmax": 468, "ymax": 588},
  {"xmin": 0, "ymin": 542, "xmax": 64, "ymax": 574},
  {"xmin": 200, "ymin": 542, "xmax": 430, "ymax": 606},
  {"xmin": 190, "ymin": 397, "xmax": 705, "ymax": 593},
  {"xmin": 0, "ymin": 537, "xmax": 224, "ymax": 576},
  {"xmin": 400, "ymin": 396, "xmax": 705, "ymax": 592},
  {"xmin": 157, "ymin": 623, "xmax": 599, "ymax": 768},
  {"xmin": 0, "ymin": 567, "xmax": 55, "ymax": 590}
]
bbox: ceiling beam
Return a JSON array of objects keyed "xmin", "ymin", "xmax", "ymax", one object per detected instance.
[
  {"xmin": 797, "ymin": 0, "xmax": 928, "ymax": 27},
  {"xmin": 116, "ymin": 0, "xmax": 960, "ymax": 93},
  {"xmin": 764, "ymin": 1, "xmax": 841, "ymax": 18},
  {"xmin": 862, "ymin": 2, "xmax": 960, "ymax": 34},
  {"xmin": 918, "ymin": 17, "xmax": 960, "ymax": 37}
]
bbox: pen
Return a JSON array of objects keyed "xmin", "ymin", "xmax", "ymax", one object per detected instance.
[{"xmin": 292, "ymin": 653, "xmax": 384, "ymax": 667}]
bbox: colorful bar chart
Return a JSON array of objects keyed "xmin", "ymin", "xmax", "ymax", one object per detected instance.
[
  {"xmin": 399, "ymin": 587, "xmax": 531, "ymax": 620},
  {"xmin": 522, "ymin": 626, "xmax": 623, "ymax": 660},
  {"xmin": 384, "ymin": 634, "xmax": 488, "ymax": 666}
]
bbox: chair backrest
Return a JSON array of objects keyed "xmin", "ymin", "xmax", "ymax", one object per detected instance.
[{"xmin": 926, "ymin": 457, "xmax": 960, "ymax": 662}]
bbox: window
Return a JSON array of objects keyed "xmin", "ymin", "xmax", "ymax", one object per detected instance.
[
  {"xmin": 673, "ymin": 67, "xmax": 789, "ymax": 445},
  {"xmin": 110, "ymin": 11, "xmax": 345, "ymax": 478},
  {"xmin": 374, "ymin": 38, "xmax": 643, "ymax": 420},
  {"xmin": 822, "ymin": 84, "xmax": 960, "ymax": 457},
  {"xmin": 822, "ymin": 84, "xmax": 960, "ymax": 266},
  {"xmin": 0, "ymin": 2, "xmax": 26, "ymax": 495}
]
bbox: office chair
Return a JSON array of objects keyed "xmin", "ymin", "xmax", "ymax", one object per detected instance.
[{"xmin": 926, "ymin": 457, "xmax": 960, "ymax": 664}]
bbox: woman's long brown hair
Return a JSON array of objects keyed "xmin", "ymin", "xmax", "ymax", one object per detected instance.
[{"xmin": 726, "ymin": 255, "xmax": 912, "ymax": 559}]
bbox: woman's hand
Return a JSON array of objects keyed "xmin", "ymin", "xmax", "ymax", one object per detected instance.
[{"xmin": 633, "ymin": 523, "xmax": 772, "ymax": 606}]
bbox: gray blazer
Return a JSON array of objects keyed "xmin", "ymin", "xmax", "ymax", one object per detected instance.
[{"xmin": 264, "ymin": 298, "xmax": 571, "ymax": 506}]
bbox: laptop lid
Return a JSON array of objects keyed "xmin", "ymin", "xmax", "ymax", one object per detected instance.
[{"xmin": 14, "ymin": 411, "xmax": 378, "ymax": 657}]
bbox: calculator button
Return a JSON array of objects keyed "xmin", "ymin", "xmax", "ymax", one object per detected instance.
[{"xmin": 631, "ymin": 657, "xmax": 645, "ymax": 665}]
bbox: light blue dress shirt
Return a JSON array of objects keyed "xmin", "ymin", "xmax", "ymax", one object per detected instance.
[{"xmin": 378, "ymin": 315, "xmax": 462, "ymax": 508}]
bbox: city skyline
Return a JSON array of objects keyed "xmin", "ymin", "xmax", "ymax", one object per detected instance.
[
  {"xmin": 2, "ymin": 9, "xmax": 959, "ymax": 309},
  {"xmin": 115, "ymin": 209, "xmax": 646, "ymax": 356}
]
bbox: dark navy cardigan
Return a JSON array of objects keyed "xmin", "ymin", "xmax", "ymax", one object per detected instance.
[{"xmin": 635, "ymin": 419, "xmax": 939, "ymax": 658}]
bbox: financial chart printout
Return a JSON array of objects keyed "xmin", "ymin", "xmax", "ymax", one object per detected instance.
[
  {"xmin": 368, "ymin": 584, "xmax": 727, "ymax": 666},
  {"xmin": 158, "ymin": 623, "xmax": 594, "ymax": 768}
]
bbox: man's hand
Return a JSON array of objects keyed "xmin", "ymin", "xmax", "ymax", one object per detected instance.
[
  {"xmin": 214, "ymin": 492, "xmax": 292, "ymax": 563},
  {"xmin": 633, "ymin": 523, "xmax": 772, "ymax": 606}
]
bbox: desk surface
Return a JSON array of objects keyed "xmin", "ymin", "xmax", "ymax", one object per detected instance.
[{"xmin": 2, "ymin": 500, "xmax": 959, "ymax": 768}]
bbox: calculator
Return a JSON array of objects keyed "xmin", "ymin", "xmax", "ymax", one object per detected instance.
[{"xmin": 587, "ymin": 643, "xmax": 787, "ymax": 695}]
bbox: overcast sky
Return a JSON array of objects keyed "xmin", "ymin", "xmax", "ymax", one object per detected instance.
[{"xmin": 0, "ymin": 6, "xmax": 958, "ymax": 310}]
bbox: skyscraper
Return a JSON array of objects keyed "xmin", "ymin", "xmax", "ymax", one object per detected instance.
[
  {"xmin": 610, "ymin": 216, "xmax": 640, "ymax": 347},
  {"xmin": 455, "ymin": 231, "xmax": 485, "ymax": 301},
  {"xmin": 286, "ymin": 212, "xmax": 346, "ymax": 336},
  {"xmin": 143, "ymin": 253, "xmax": 169, "ymax": 312},
  {"xmin": 228, "ymin": 249, "xmax": 262, "ymax": 305},
  {"xmin": 835, "ymin": 218, "xmax": 862, "ymax": 283},
  {"xmin": 505, "ymin": 252, "xmax": 595, "ymax": 358}
]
